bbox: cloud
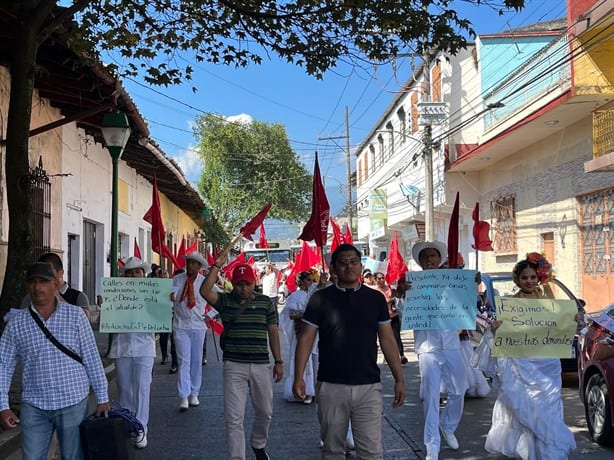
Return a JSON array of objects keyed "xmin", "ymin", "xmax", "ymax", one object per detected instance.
[
  {"xmin": 172, "ymin": 145, "xmax": 202, "ymax": 186},
  {"xmin": 226, "ymin": 113, "xmax": 253, "ymax": 124}
]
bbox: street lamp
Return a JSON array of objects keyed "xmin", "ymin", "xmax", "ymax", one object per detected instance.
[{"xmin": 101, "ymin": 111, "xmax": 131, "ymax": 277}]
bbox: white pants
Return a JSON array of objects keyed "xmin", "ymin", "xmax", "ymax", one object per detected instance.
[
  {"xmin": 174, "ymin": 328, "xmax": 206, "ymax": 398},
  {"xmin": 115, "ymin": 356, "xmax": 154, "ymax": 433},
  {"xmin": 418, "ymin": 349, "xmax": 467, "ymax": 452}
]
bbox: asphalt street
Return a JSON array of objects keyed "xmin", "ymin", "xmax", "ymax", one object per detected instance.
[{"xmin": 5, "ymin": 328, "xmax": 614, "ymax": 459}]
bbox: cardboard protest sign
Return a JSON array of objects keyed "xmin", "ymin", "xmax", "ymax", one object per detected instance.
[
  {"xmin": 100, "ymin": 278, "xmax": 173, "ymax": 333},
  {"xmin": 400, "ymin": 269, "xmax": 478, "ymax": 330},
  {"xmin": 492, "ymin": 297, "xmax": 577, "ymax": 358}
]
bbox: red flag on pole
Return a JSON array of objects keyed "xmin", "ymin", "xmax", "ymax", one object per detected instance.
[
  {"xmin": 385, "ymin": 232, "xmax": 407, "ymax": 285},
  {"xmin": 207, "ymin": 250, "xmax": 215, "ymax": 267},
  {"xmin": 143, "ymin": 173, "xmax": 166, "ymax": 254},
  {"xmin": 447, "ymin": 192, "xmax": 460, "ymax": 268},
  {"xmin": 186, "ymin": 239, "xmax": 198, "ymax": 254},
  {"xmin": 298, "ymin": 241, "xmax": 319, "ymax": 271},
  {"xmin": 175, "ymin": 237, "xmax": 187, "ymax": 270},
  {"xmin": 240, "ymin": 203, "xmax": 272, "ymax": 241},
  {"xmin": 471, "ymin": 203, "xmax": 494, "ymax": 251},
  {"xmin": 134, "ymin": 238, "xmax": 141, "ymax": 259},
  {"xmin": 258, "ymin": 223, "xmax": 270, "ymax": 249},
  {"xmin": 298, "ymin": 152, "xmax": 330, "ymax": 247},
  {"xmin": 329, "ymin": 217, "xmax": 343, "ymax": 254},
  {"xmin": 343, "ymin": 225, "xmax": 353, "ymax": 244}
]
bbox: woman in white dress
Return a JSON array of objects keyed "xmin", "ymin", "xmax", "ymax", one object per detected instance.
[
  {"xmin": 485, "ymin": 254, "xmax": 579, "ymax": 460},
  {"xmin": 280, "ymin": 272, "xmax": 316, "ymax": 402}
]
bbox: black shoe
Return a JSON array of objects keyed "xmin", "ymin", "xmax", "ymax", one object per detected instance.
[
  {"xmin": 252, "ymin": 447, "xmax": 270, "ymax": 460},
  {"xmin": 169, "ymin": 367, "xmax": 177, "ymax": 374},
  {"xmin": 400, "ymin": 356, "xmax": 408, "ymax": 364}
]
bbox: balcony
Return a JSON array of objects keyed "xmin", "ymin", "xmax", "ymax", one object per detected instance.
[{"xmin": 585, "ymin": 109, "xmax": 614, "ymax": 172}]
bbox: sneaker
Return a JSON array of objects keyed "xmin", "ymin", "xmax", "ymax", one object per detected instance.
[
  {"xmin": 169, "ymin": 367, "xmax": 177, "ymax": 374},
  {"xmin": 400, "ymin": 356, "xmax": 408, "ymax": 364},
  {"xmin": 188, "ymin": 395, "xmax": 200, "ymax": 406},
  {"xmin": 303, "ymin": 396, "xmax": 313, "ymax": 405},
  {"xmin": 439, "ymin": 426, "xmax": 459, "ymax": 450},
  {"xmin": 134, "ymin": 433, "xmax": 147, "ymax": 449},
  {"xmin": 179, "ymin": 397, "xmax": 189, "ymax": 412},
  {"xmin": 252, "ymin": 447, "xmax": 270, "ymax": 460},
  {"xmin": 425, "ymin": 447, "xmax": 439, "ymax": 460}
]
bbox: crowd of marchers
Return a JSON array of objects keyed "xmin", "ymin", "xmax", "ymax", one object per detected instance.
[{"xmin": 0, "ymin": 240, "xmax": 584, "ymax": 460}]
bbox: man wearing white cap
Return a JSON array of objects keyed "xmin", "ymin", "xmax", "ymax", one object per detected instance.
[
  {"xmin": 410, "ymin": 241, "xmax": 467, "ymax": 460},
  {"xmin": 108, "ymin": 257, "xmax": 154, "ymax": 449},
  {"xmin": 172, "ymin": 252, "xmax": 209, "ymax": 411}
]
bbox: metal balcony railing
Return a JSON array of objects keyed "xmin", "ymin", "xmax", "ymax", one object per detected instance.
[{"xmin": 593, "ymin": 110, "xmax": 614, "ymax": 158}]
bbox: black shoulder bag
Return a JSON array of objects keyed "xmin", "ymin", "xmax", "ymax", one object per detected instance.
[{"xmin": 29, "ymin": 307, "xmax": 83, "ymax": 364}]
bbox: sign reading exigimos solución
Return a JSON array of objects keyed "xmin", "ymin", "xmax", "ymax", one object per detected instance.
[
  {"xmin": 492, "ymin": 297, "xmax": 577, "ymax": 358},
  {"xmin": 100, "ymin": 278, "xmax": 173, "ymax": 333}
]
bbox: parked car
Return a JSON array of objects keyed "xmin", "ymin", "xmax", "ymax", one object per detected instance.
[
  {"xmin": 471, "ymin": 272, "xmax": 586, "ymax": 373},
  {"xmin": 577, "ymin": 304, "xmax": 614, "ymax": 445}
]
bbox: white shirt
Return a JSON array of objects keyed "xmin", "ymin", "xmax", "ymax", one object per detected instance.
[
  {"xmin": 172, "ymin": 273, "xmax": 209, "ymax": 330},
  {"xmin": 261, "ymin": 272, "xmax": 278, "ymax": 298},
  {"xmin": 109, "ymin": 332, "xmax": 156, "ymax": 358},
  {"xmin": 413, "ymin": 329, "xmax": 461, "ymax": 354}
]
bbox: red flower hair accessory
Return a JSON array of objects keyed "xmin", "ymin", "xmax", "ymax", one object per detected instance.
[{"xmin": 526, "ymin": 252, "xmax": 554, "ymax": 284}]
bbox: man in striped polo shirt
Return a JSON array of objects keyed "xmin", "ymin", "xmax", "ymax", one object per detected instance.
[{"xmin": 201, "ymin": 260, "xmax": 283, "ymax": 460}]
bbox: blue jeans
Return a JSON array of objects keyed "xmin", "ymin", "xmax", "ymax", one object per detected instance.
[{"xmin": 20, "ymin": 397, "xmax": 88, "ymax": 460}]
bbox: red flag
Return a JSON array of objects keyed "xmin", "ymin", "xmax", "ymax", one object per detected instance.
[
  {"xmin": 329, "ymin": 217, "xmax": 343, "ymax": 254},
  {"xmin": 286, "ymin": 250, "xmax": 303, "ymax": 293},
  {"xmin": 186, "ymin": 239, "xmax": 198, "ymax": 254},
  {"xmin": 207, "ymin": 250, "xmax": 215, "ymax": 267},
  {"xmin": 209, "ymin": 318, "xmax": 224, "ymax": 336},
  {"xmin": 134, "ymin": 238, "xmax": 141, "ymax": 259},
  {"xmin": 240, "ymin": 203, "xmax": 272, "ymax": 240},
  {"xmin": 299, "ymin": 241, "xmax": 319, "ymax": 271},
  {"xmin": 298, "ymin": 152, "xmax": 330, "ymax": 247},
  {"xmin": 258, "ymin": 223, "xmax": 270, "ymax": 249},
  {"xmin": 143, "ymin": 173, "xmax": 166, "ymax": 254},
  {"xmin": 385, "ymin": 232, "xmax": 407, "ymax": 285},
  {"xmin": 471, "ymin": 203, "xmax": 494, "ymax": 251},
  {"xmin": 447, "ymin": 192, "xmax": 460, "ymax": 268},
  {"xmin": 343, "ymin": 225, "xmax": 353, "ymax": 244},
  {"xmin": 222, "ymin": 253, "xmax": 246, "ymax": 280},
  {"xmin": 175, "ymin": 238, "xmax": 187, "ymax": 270}
]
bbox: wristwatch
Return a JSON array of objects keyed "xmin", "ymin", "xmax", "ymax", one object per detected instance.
[{"xmin": 274, "ymin": 360, "xmax": 283, "ymax": 365}]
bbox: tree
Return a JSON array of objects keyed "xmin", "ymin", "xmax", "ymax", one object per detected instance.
[
  {"xmin": 195, "ymin": 113, "xmax": 312, "ymax": 234},
  {"xmin": 0, "ymin": 0, "xmax": 526, "ymax": 318}
]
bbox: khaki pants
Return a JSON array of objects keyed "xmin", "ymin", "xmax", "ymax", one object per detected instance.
[
  {"xmin": 316, "ymin": 381, "xmax": 383, "ymax": 460},
  {"xmin": 223, "ymin": 361, "xmax": 273, "ymax": 460}
]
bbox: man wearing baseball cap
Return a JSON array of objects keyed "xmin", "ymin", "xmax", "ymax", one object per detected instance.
[
  {"xmin": 0, "ymin": 262, "xmax": 109, "ymax": 459},
  {"xmin": 201, "ymin": 252, "xmax": 283, "ymax": 460}
]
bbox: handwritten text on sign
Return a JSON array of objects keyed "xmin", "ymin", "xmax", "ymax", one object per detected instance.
[
  {"xmin": 400, "ymin": 269, "xmax": 478, "ymax": 330},
  {"xmin": 492, "ymin": 297, "xmax": 577, "ymax": 358},
  {"xmin": 100, "ymin": 278, "xmax": 173, "ymax": 333}
]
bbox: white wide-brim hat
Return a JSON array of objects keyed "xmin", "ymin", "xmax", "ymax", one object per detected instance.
[
  {"xmin": 411, "ymin": 241, "xmax": 448, "ymax": 265},
  {"xmin": 185, "ymin": 252, "xmax": 208, "ymax": 268},
  {"xmin": 119, "ymin": 256, "xmax": 149, "ymax": 274}
]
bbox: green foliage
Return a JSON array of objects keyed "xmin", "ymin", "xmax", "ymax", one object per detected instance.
[
  {"xmin": 71, "ymin": 0, "xmax": 526, "ymax": 83},
  {"xmin": 194, "ymin": 113, "xmax": 312, "ymax": 234}
]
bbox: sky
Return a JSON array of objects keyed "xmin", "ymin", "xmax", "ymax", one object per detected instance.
[{"xmin": 117, "ymin": 0, "xmax": 567, "ymax": 239}]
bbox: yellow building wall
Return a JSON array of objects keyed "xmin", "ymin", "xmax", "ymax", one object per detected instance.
[{"xmin": 573, "ymin": 14, "xmax": 614, "ymax": 94}]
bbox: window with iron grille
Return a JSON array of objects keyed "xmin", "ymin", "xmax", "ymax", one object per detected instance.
[
  {"xmin": 30, "ymin": 157, "xmax": 51, "ymax": 262},
  {"xmin": 491, "ymin": 196, "xmax": 516, "ymax": 254}
]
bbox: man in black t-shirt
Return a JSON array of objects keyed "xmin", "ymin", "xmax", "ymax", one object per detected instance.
[{"xmin": 293, "ymin": 244, "xmax": 405, "ymax": 459}]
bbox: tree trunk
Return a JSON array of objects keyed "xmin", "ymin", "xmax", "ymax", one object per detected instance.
[{"xmin": 0, "ymin": 16, "xmax": 39, "ymax": 324}]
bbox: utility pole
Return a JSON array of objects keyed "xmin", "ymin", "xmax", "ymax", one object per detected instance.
[
  {"xmin": 318, "ymin": 105, "xmax": 353, "ymax": 233},
  {"xmin": 422, "ymin": 54, "xmax": 435, "ymax": 241}
]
